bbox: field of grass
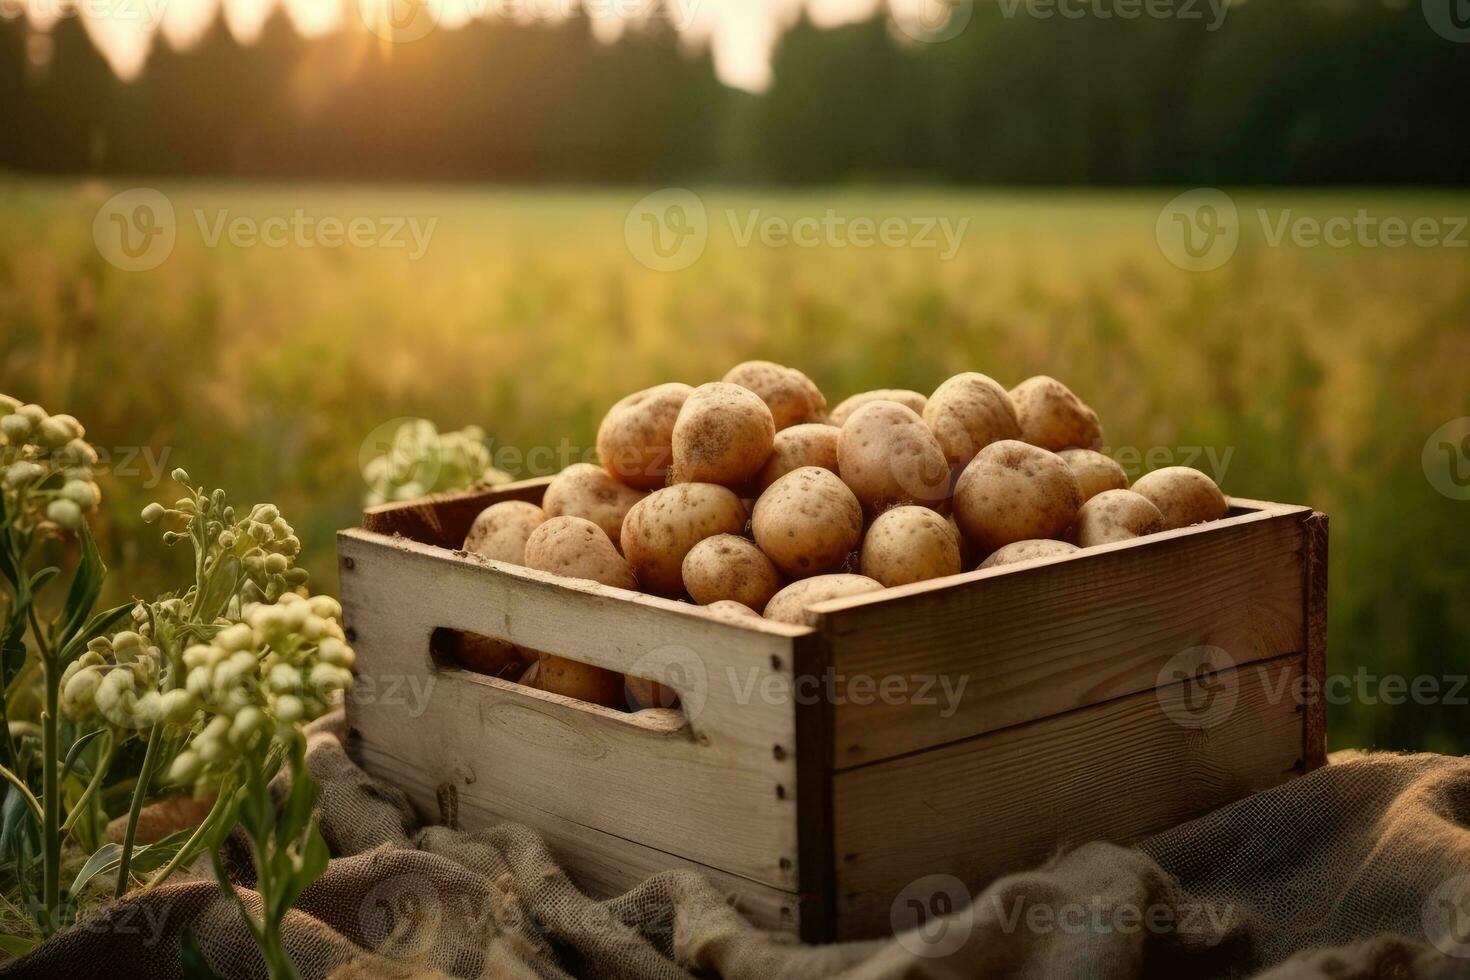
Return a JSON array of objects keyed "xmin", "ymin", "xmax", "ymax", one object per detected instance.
[{"xmin": 1, "ymin": 177, "xmax": 1467, "ymax": 753}]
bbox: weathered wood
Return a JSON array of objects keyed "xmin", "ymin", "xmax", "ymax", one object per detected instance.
[
  {"xmin": 339, "ymin": 529, "xmax": 807, "ymax": 891},
  {"xmin": 362, "ymin": 478, "xmax": 552, "ymax": 548},
  {"xmin": 829, "ymin": 652, "xmax": 1308, "ymax": 939},
  {"xmin": 812, "ymin": 503, "xmax": 1314, "ymax": 767},
  {"xmin": 1302, "ymin": 511, "xmax": 1330, "ymax": 769}
]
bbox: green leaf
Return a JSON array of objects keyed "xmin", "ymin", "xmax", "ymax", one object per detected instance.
[
  {"xmin": 0, "ymin": 782, "xmax": 39, "ymax": 871},
  {"xmin": 27, "ymin": 567, "xmax": 59, "ymax": 595},
  {"xmin": 56, "ymin": 602, "xmax": 135, "ymax": 670},
  {"xmin": 56, "ymin": 522, "xmax": 108, "ymax": 651},
  {"xmin": 59, "ymin": 729, "xmax": 104, "ymax": 784},
  {"xmin": 0, "ymin": 933, "xmax": 37, "ymax": 956},
  {"xmin": 195, "ymin": 556, "xmax": 240, "ymax": 624},
  {"xmin": 178, "ymin": 927, "xmax": 226, "ymax": 980},
  {"xmin": 68, "ymin": 828, "xmax": 192, "ymax": 897}
]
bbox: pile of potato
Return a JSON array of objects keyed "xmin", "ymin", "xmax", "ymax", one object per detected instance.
[{"xmin": 453, "ymin": 362, "xmax": 1228, "ymax": 710}]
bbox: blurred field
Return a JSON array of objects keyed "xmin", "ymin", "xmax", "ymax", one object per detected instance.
[{"xmin": 1, "ymin": 177, "xmax": 1466, "ymax": 753}]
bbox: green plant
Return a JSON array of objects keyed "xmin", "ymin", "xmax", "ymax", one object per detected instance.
[{"xmin": 362, "ymin": 419, "xmax": 509, "ymax": 507}]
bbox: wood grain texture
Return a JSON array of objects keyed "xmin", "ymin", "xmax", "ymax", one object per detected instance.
[
  {"xmin": 339, "ymin": 528, "xmax": 806, "ymax": 891},
  {"xmin": 814, "ymin": 504, "xmax": 1314, "ymax": 768},
  {"xmin": 830, "ymin": 652, "xmax": 1308, "ymax": 939},
  {"xmin": 1302, "ymin": 511, "xmax": 1330, "ymax": 770},
  {"xmin": 362, "ymin": 477, "xmax": 552, "ymax": 548}
]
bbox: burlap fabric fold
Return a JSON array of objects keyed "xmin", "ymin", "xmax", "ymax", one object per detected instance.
[{"xmin": 6, "ymin": 714, "xmax": 1469, "ymax": 979}]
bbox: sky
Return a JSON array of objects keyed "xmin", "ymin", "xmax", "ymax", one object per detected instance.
[{"xmin": 8, "ymin": 0, "xmax": 901, "ymax": 91}]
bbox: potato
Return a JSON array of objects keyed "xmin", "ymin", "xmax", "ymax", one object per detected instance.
[
  {"xmin": 757, "ymin": 423, "xmax": 841, "ymax": 491},
  {"xmin": 596, "ymin": 382, "xmax": 693, "ymax": 490},
  {"xmin": 723, "ymin": 361, "xmax": 828, "ymax": 430},
  {"xmin": 1009, "ymin": 376, "xmax": 1103, "ymax": 451},
  {"xmin": 922, "ymin": 372, "xmax": 1021, "ymax": 468},
  {"xmin": 681, "ymin": 534, "xmax": 784, "ymax": 612},
  {"xmin": 829, "ymin": 389, "xmax": 928, "ymax": 427},
  {"xmin": 523, "ymin": 516, "xmax": 638, "ymax": 590},
  {"xmin": 1059, "ymin": 448, "xmax": 1129, "ymax": 502},
  {"xmin": 542, "ymin": 463, "xmax": 646, "ymax": 545},
  {"xmin": 764, "ymin": 574, "xmax": 885, "ymax": 627},
  {"xmin": 952, "ymin": 440, "xmax": 1083, "ymax": 552},
  {"xmin": 625, "ymin": 676, "xmax": 680, "ymax": 712},
  {"xmin": 977, "ymin": 538, "xmax": 1080, "ymax": 569},
  {"xmin": 1074, "ymin": 489, "xmax": 1165, "ymax": 547},
  {"xmin": 436, "ymin": 630, "xmax": 533, "ymax": 679},
  {"xmin": 753, "ymin": 467, "xmax": 864, "ymax": 578},
  {"xmin": 702, "ymin": 599, "xmax": 762, "ymax": 623},
  {"xmin": 836, "ymin": 401, "xmax": 950, "ymax": 514},
  {"xmin": 463, "ymin": 500, "xmax": 546, "ymax": 565},
  {"xmin": 860, "ymin": 506, "xmax": 962, "ymax": 587},
  {"xmin": 1131, "ymin": 466, "xmax": 1228, "ymax": 530},
  {"xmin": 946, "ymin": 513, "xmax": 982, "ymax": 570},
  {"xmin": 620, "ymin": 483, "xmax": 748, "ymax": 595},
  {"xmin": 520, "ymin": 657, "xmax": 625, "ymax": 709},
  {"xmin": 670, "ymin": 382, "xmax": 775, "ymax": 488}
]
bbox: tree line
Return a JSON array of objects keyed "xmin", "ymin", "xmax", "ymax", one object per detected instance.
[{"xmin": 1, "ymin": 0, "xmax": 1466, "ymax": 184}]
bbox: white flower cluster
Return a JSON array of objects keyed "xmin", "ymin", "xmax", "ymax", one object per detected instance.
[
  {"xmin": 363, "ymin": 420, "xmax": 510, "ymax": 506},
  {"xmin": 167, "ymin": 593, "xmax": 355, "ymax": 794},
  {"xmin": 0, "ymin": 394, "xmax": 102, "ymax": 532},
  {"xmin": 143, "ymin": 488, "xmax": 309, "ymax": 604},
  {"xmin": 59, "ymin": 631, "xmax": 164, "ymax": 729}
]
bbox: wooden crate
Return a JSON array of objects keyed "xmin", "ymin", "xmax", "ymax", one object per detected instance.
[{"xmin": 338, "ymin": 478, "xmax": 1327, "ymax": 942}]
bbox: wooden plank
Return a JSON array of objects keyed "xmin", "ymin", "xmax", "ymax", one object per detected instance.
[
  {"xmin": 815, "ymin": 504, "xmax": 1313, "ymax": 767},
  {"xmin": 1302, "ymin": 511, "xmax": 1330, "ymax": 768},
  {"xmin": 792, "ymin": 628, "xmax": 836, "ymax": 944},
  {"xmin": 831, "ymin": 652, "xmax": 1307, "ymax": 939},
  {"xmin": 350, "ymin": 729, "xmax": 802, "ymax": 936},
  {"xmin": 338, "ymin": 529, "xmax": 806, "ymax": 891},
  {"xmin": 362, "ymin": 477, "xmax": 552, "ymax": 548}
]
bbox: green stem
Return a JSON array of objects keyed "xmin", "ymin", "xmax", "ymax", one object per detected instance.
[
  {"xmin": 114, "ymin": 724, "xmax": 162, "ymax": 898},
  {"xmin": 0, "ymin": 759, "xmax": 42, "ymax": 821},
  {"xmin": 39, "ymin": 656, "xmax": 60, "ymax": 936},
  {"xmin": 140, "ymin": 785, "xmax": 235, "ymax": 892},
  {"xmin": 59, "ymin": 733, "xmax": 113, "ymax": 833}
]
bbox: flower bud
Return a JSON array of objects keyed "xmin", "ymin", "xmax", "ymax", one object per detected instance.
[
  {"xmin": 60, "ymin": 480, "xmax": 97, "ymax": 509},
  {"xmin": 1, "ymin": 413, "xmax": 32, "ymax": 441},
  {"xmin": 253, "ymin": 504, "xmax": 281, "ymax": 524},
  {"xmin": 45, "ymin": 498, "xmax": 83, "ymax": 530},
  {"xmin": 159, "ymin": 689, "xmax": 200, "ymax": 725},
  {"xmin": 229, "ymin": 707, "xmax": 266, "ymax": 748},
  {"xmin": 4, "ymin": 461, "xmax": 42, "ymax": 488},
  {"xmin": 265, "ymin": 553, "xmax": 288, "ymax": 575},
  {"xmin": 141, "ymin": 502, "xmax": 167, "ymax": 523},
  {"xmin": 37, "ymin": 417, "xmax": 73, "ymax": 447},
  {"xmin": 171, "ymin": 468, "xmax": 190, "ymax": 484},
  {"xmin": 274, "ymin": 695, "xmax": 304, "ymax": 723},
  {"xmin": 214, "ymin": 623, "xmax": 254, "ymax": 653},
  {"xmin": 307, "ymin": 596, "xmax": 342, "ymax": 622},
  {"xmin": 168, "ymin": 751, "xmax": 203, "ymax": 784}
]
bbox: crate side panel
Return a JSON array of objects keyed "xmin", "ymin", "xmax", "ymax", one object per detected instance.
[
  {"xmin": 831, "ymin": 652, "xmax": 1306, "ymax": 939},
  {"xmin": 826, "ymin": 509, "xmax": 1309, "ymax": 767}
]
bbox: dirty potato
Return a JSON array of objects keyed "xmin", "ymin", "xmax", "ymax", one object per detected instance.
[
  {"xmin": 1131, "ymin": 466, "xmax": 1229, "ymax": 530},
  {"xmin": 829, "ymin": 389, "xmax": 929, "ymax": 427},
  {"xmin": 1009, "ymin": 376, "xmax": 1104, "ymax": 451},
  {"xmin": 519, "ymin": 657, "xmax": 625, "ymax": 710},
  {"xmin": 620, "ymin": 483, "xmax": 748, "ymax": 595},
  {"xmin": 952, "ymin": 440, "xmax": 1083, "ymax": 552},
  {"xmin": 1074, "ymin": 489, "xmax": 1166, "ymax": 547},
  {"xmin": 437, "ymin": 630, "xmax": 534, "ymax": 679},
  {"xmin": 596, "ymin": 382, "xmax": 693, "ymax": 490},
  {"xmin": 681, "ymin": 533, "xmax": 784, "ymax": 612},
  {"xmin": 757, "ymin": 423, "xmax": 841, "ymax": 490},
  {"xmin": 723, "ymin": 361, "xmax": 828, "ymax": 430},
  {"xmin": 976, "ymin": 539, "xmax": 1081, "ymax": 569},
  {"xmin": 463, "ymin": 500, "xmax": 546, "ymax": 565},
  {"xmin": 922, "ymin": 372, "xmax": 1021, "ymax": 468},
  {"xmin": 860, "ymin": 506, "xmax": 962, "ymax": 587},
  {"xmin": 837, "ymin": 401, "xmax": 951, "ymax": 514},
  {"xmin": 753, "ymin": 467, "xmax": 864, "ymax": 578},
  {"xmin": 764, "ymin": 574, "xmax": 885, "ymax": 627},
  {"xmin": 524, "ymin": 516, "xmax": 638, "ymax": 590},
  {"xmin": 1059, "ymin": 448, "xmax": 1129, "ymax": 502},
  {"xmin": 703, "ymin": 599, "xmax": 763, "ymax": 624},
  {"xmin": 670, "ymin": 382, "xmax": 776, "ymax": 488},
  {"xmin": 542, "ymin": 462, "xmax": 646, "ymax": 545}
]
